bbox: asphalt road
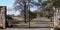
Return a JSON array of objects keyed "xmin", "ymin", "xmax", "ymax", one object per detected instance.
[
  {"xmin": 0, "ymin": 20, "xmax": 54, "ymax": 30},
  {"xmin": 0, "ymin": 28, "xmax": 53, "ymax": 30},
  {"xmin": 10, "ymin": 20, "xmax": 53, "ymax": 28},
  {"xmin": 6, "ymin": 20, "xmax": 53, "ymax": 28}
]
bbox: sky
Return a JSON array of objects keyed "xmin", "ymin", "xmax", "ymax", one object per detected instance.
[
  {"xmin": 0, "ymin": 0, "xmax": 46, "ymax": 16},
  {"xmin": 0, "ymin": 0, "xmax": 14, "ymax": 8},
  {"xmin": 0, "ymin": 0, "xmax": 20, "ymax": 15}
]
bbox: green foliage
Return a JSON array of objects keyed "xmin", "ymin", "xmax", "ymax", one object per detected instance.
[
  {"xmin": 20, "ymin": 10, "xmax": 37, "ymax": 20},
  {"xmin": 29, "ymin": 11, "xmax": 37, "ymax": 19},
  {"xmin": 6, "ymin": 15, "xmax": 13, "ymax": 20},
  {"xmin": 40, "ymin": 7, "xmax": 54, "ymax": 18},
  {"xmin": 54, "ymin": 26, "xmax": 60, "ymax": 30},
  {"xmin": 40, "ymin": 0, "xmax": 54, "ymax": 18},
  {"xmin": 5, "ymin": 15, "xmax": 13, "ymax": 27},
  {"xmin": 42, "ymin": 1, "xmax": 47, "ymax": 7},
  {"xmin": 53, "ymin": 0, "xmax": 60, "ymax": 7}
]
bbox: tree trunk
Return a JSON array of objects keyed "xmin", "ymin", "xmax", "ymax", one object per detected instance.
[{"xmin": 24, "ymin": 1, "xmax": 27, "ymax": 23}]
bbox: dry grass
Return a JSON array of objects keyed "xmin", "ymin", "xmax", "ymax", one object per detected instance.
[
  {"xmin": 40, "ymin": 17, "xmax": 50, "ymax": 21},
  {"xmin": 48, "ymin": 22, "xmax": 54, "ymax": 27},
  {"xmin": 15, "ymin": 22, "xmax": 36, "ymax": 26}
]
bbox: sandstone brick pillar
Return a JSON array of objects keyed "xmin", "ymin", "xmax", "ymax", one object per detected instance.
[
  {"xmin": 0, "ymin": 6, "xmax": 6, "ymax": 28},
  {"xmin": 54, "ymin": 7, "xmax": 59, "ymax": 27}
]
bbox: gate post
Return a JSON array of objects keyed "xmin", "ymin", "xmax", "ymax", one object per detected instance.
[{"xmin": 0, "ymin": 6, "xmax": 6, "ymax": 28}]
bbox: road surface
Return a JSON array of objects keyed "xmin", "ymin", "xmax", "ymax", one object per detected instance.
[
  {"xmin": 0, "ymin": 19, "xmax": 54, "ymax": 30},
  {"xmin": 1, "ymin": 28, "xmax": 53, "ymax": 30}
]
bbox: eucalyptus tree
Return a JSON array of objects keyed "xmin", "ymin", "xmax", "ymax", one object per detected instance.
[
  {"xmin": 36, "ymin": 0, "xmax": 42, "ymax": 18},
  {"xmin": 14, "ymin": 0, "xmax": 39, "ymax": 23},
  {"xmin": 40, "ymin": 0, "xmax": 55, "ymax": 18},
  {"xmin": 14, "ymin": 0, "xmax": 31, "ymax": 23},
  {"xmin": 14, "ymin": 0, "xmax": 47, "ymax": 23}
]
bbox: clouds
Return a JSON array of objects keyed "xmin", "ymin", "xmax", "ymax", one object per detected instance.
[
  {"xmin": 7, "ymin": 8, "xmax": 20, "ymax": 15},
  {"xmin": 0, "ymin": 0, "xmax": 19, "ymax": 15},
  {"xmin": 0, "ymin": 0, "xmax": 46, "ymax": 16}
]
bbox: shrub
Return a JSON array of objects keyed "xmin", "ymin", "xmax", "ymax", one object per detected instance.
[{"xmin": 54, "ymin": 26, "xmax": 60, "ymax": 30}]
